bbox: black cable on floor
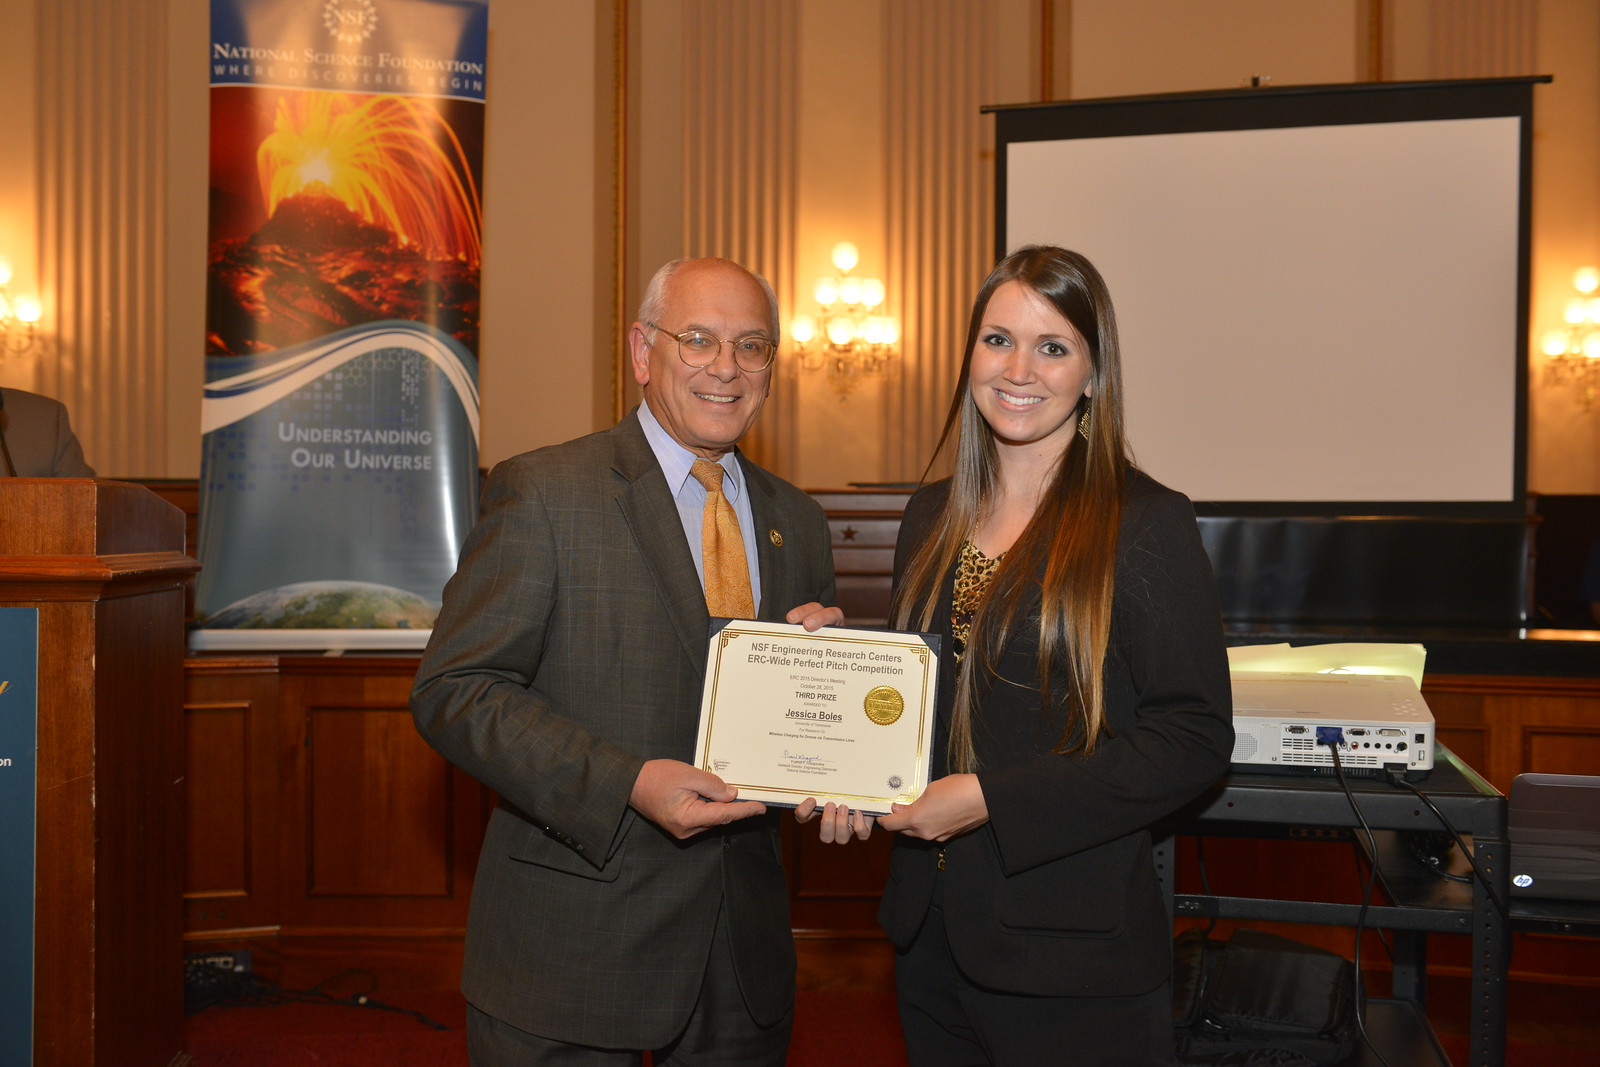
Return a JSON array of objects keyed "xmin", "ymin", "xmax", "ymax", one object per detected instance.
[{"xmin": 184, "ymin": 963, "xmax": 450, "ymax": 1030}]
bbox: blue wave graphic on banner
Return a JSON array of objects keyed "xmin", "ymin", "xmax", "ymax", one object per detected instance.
[{"xmin": 203, "ymin": 320, "xmax": 480, "ymax": 437}]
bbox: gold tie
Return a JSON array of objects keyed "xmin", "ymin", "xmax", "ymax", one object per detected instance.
[{"xmin": 691, "ymin": 458, "xmax": 755, "ymax": 618}]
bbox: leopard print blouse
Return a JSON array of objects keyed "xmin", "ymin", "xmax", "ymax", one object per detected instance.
[{"xmin": 951, "ymin": 539, "xmax": 1002, "ymax": 661}]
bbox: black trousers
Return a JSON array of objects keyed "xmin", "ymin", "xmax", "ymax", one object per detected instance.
[{"xmin": 895, "ymin": 899, "xmax": 1177, "ymax": 1067}]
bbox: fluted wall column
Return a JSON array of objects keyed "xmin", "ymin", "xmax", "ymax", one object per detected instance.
[
  {"xmin": 678, "ymin": 0, "xmax": 800, "ymax": 472},
  {"xmin": 36, "ymin": 0, "xmax": 170, "ymax": 478},
  {"xmin": 881, "ymin": 1, "xmax": 998, "ymax": 482},
  {"xmin": 1428, "ymin": 0, "xmax": 1536, "ymax": 76}
]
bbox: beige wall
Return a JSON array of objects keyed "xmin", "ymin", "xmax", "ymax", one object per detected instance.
[
  {"xmin": 167, "ymin": 0, "xmax": 208, "ymax": 476},
  {"xmin": 2, "ymin": 0, "xmax": 1597, "ymax": 493},
  {"xmin": 474, "ymin": 0, "xmax": 613, "ymax": 468},
  {"xmin": 1067, "ymin": 0, "xmax": 1366, "ymax": 96},
  {"xmin": 788, "ymin": 0, "xmax": 896, "ymax": 485},
  {"xmin": 1527, "ymin": 0, "xmax": 1600, "ymax": 493}
]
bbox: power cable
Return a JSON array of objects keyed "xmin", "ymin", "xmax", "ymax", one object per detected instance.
[{"xmin": 183, "ymin": 962, "xmax": 450, "ymax": 1031}]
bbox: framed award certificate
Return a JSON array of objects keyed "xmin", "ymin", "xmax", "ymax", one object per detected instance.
[{"xmin": 693, "ymin": 619, "xmax": 939, "ymax": 814}]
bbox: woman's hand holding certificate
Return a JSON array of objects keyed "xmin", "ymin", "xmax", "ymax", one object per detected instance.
[
  {"xmin": 794, "ymin": 797, "xmax": 875, "ymax": 843},
  {"xmin": 874, "ymin": 773, "xmax": 989, "ymax": 841}
]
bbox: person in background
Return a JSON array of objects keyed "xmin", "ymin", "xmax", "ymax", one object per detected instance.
[
  {"xmin": 872, "ymin": 245, "xmax": 1233, "ymax": 1065},
  {"xmin": 0, "ymin": 386, "xmax": 95, "ymax": 477},
  {"xmin": 1580, "ymin": 535, "xmax": 1600, "ymax": 626},
  {"xmin": 411, "ymin": 257, "xmax": 841, "ymax": 1066}
]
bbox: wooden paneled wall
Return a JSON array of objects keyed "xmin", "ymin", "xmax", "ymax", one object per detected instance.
[
  {"xmin": 179, "ymin": 490, "xmax": 1600, "ymax": 993},
  {"xmin": 184, "ymin": 655, "xmax": 493, "ymax": 991},
  {"xmin": 1426, "ymin": 675, "xmax": 1600, "ymax": 794},
  {"xmin": 181, "ymin": 661, "xmax": 1600, "ymax": 992}
]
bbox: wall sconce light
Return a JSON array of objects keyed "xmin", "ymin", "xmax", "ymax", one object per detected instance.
[
  {"xmin": 790, "ymin": 241, "xmax": 898, "ymax": 398},
  {"xmin": 0, "ymin": 258, "xmax": 41, "ymax": 359},
  {"xmin": 1540, "ymin": 265, "xmax": 1600, "ymax": 411}
]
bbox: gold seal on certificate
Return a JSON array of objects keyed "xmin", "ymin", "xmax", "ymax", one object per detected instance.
[
  {"xmin": 693, "ymin": 620, "xmax": 938, "ymax": 814},
  {"xmin": 863, "ymin": 686, "xmax": 904, "ymax": 726}
]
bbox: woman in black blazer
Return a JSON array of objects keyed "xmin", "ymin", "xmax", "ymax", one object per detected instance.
[{"xmin": 874, "ymin": 246, "xmax": 1234, "ymax": 1065}]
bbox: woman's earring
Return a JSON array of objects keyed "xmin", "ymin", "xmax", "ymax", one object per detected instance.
[{"xmin": 1077, "ymin": 401, "xmax": 1092, "ymax": 441}]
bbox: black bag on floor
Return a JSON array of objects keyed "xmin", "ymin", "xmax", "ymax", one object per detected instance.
[{"xmin": 1172, "ymin": 928, "xmax": 1364, "ymax": 1066}]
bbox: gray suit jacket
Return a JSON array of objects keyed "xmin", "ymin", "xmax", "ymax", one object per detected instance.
[
  {"xmin": 411, "ymin": 410, "xmax": 836, "ymax": 1048},
  {"xmin": 0, "ymin": 388, "xmax": 95, "ymax": 477}
]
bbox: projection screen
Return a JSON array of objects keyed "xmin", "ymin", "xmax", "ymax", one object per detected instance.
[{"xmin": 991, "ymin": 78, "xmax": 1545, "ymax": 514}]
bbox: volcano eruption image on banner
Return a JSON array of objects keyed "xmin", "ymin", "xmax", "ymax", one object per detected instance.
[{"xmin": 196, "ymin": 0, "xmax": 487, "ymax": 646}]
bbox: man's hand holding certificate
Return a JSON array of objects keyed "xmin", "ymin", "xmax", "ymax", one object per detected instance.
[{"xmin": 694, "ymin": 620, "xmax": 938, "ymax": 815}]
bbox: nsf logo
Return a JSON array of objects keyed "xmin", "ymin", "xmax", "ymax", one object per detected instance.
[{"xmin": 323, "ymin": 0, "xmax": 379, "ymax": 44}]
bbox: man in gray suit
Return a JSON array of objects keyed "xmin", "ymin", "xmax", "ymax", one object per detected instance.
[
  {"xmin": 0, "ymin": 387, "xmax": 95, "ymax": 477},
  {"xmin": 412, "ymin": 257, "xmax": 840, "ymax": 1065}
]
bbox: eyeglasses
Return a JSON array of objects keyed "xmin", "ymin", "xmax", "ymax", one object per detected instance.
[{"xmin": 647, "ymin": 322, "xmax": 777, "ymax": 373}]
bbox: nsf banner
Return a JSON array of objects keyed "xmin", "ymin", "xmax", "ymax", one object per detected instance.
[
  {"xmin": 0, "ymin": 609, "xmax": 38, "ymax": 1067},
  {"xmin": 195, "ymin": 0, "xmax": 487, "ymax": 649}
]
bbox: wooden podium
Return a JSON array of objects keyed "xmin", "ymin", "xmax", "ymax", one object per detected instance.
[{"xmin": 0, "ymin": 480, "xmax": 200, "ymax": 1066}]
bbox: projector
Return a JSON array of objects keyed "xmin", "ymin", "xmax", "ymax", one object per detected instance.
[{"xmin": 1228, "ymin": 672, "xmax": 1435, "ymax": 781}]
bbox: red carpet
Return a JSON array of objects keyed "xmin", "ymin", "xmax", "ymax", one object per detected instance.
[
  {"xmin": 1506, "ymin": 1042, "xmax": 1600, "ymax": 1067},
  {"xmin": 183, "ymin": 987, "xmax": 1596, "ymax": 1065},
  {"xmin": 182, "ymin": 989, "xmax": 910, "ymax": 1066},
  {"xmin": 183, "ymin": 990, "xmax": 468, "ymax": 1065},
  {"xmin": 1435, "ymin": 1033, "xmax": 1600, "ymax": 1067}
]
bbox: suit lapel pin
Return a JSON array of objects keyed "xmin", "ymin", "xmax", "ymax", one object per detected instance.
[{"xmin": 769, "ymin": 529, "xmax": 783, "ymax": 547}]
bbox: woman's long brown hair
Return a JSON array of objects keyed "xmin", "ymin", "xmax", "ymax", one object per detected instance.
[{"xmin": 890, "ymin": 246, "xmax": 1130, "ymax": 772}]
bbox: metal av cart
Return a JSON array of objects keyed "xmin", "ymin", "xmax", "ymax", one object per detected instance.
[{"xmin": 1156, "ymin": 746, "xmax": 1509, "ymax": 1067}]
